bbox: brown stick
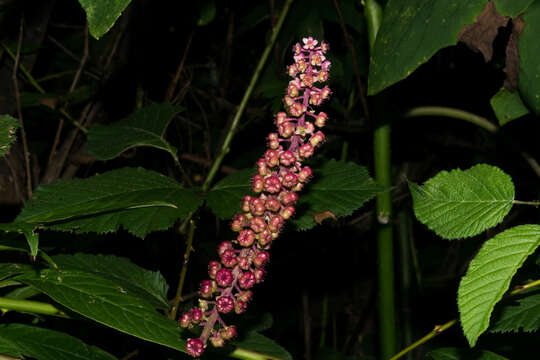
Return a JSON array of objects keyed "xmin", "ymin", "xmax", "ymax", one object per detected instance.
[
  {"xmin": 166, "ymin": 30, "xmax": 194, "ymax": 101},
  {"xmin": 12, "ymin": 17, "xmax": 32, "ymax": 199}
]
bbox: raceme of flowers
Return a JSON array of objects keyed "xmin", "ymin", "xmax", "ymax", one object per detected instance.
[{"xmin": 180, "ymin": 36, "xmax": 332, "ymax": 357}]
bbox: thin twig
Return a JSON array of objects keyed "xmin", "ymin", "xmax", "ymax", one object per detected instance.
[
  {"xmin": 47, "ymin": 25, "xmax": 89, "ymax": 170},
  {"xmin": 166, "ymin": 30, "xmax": 194, "ymax": 101},
  {"xmin": 12, "ymin": 17, "xmax": 32, "ymax": 199},
  {"xmin": 201, "ymin": 0, "xmax": 293, "ymax": 192},
  {"xmin": 333, "ymin": 0, "xmax": 370, "ymax": 121},
  {"xmin": 170, "ymin": 220, "xmax": 196, "ymax": 319}
]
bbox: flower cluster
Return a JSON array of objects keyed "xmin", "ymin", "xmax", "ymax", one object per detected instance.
[{"xmin": 180, "ymin": 37, "xmax": 332, "ymax": 357}]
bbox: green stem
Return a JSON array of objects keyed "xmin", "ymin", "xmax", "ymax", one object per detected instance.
[
  {"xmin": 405, "ymin": 106, "xmax": 498, "ymax": 134},
  {"xmin": 390, "ymin": 278, "xmax": 540, "ymax": 359},
  {"xmin": 366, "ymin": 1, "xmax": 396, "ymax": 358},
  {"xmin": 512, "ymin": 200, "xmax": 540, "ymax": 206},
  {"xmin": 201, "ymin": 0, "xmax": 293, "ymax": 192},
  {"xmin": 230, "ymin": 347, "xmax": 286, "ymax": 360},
  {"xmin": 170, "ymin": 220, "xmax": 196, "ymax": 319},
  {"xmin": 0, "ymin": 297, "xmax": 66, "ymax": 317}
]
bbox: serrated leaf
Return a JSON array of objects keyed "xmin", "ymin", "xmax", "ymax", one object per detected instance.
[
  {"xmin": 368, "ymin": 0, "xmax": 487, "ymax": 95},
  {"xmin": 233, "ymin": 332, "xmax": 292, "ymax": 360},
  {"xmin": 458, "ymin": 225, "xmax": 540, "ymax": 346},
  {"xmin": 206, "ymin": 168, "xmax": 253, "ymax": 219},
  {"xmin": 429, "ymin": 347, "xmax": 508, "ymax": 360},
  {"xmin": 490, "ymin": 292, "xmax": 540, "ymax": 333},
  {"xmin": 87, "ymin": 103, "xmax": 182, "ymax": 161},
  {"xmin": 15, "ymin": 269, "xmax": 187, "ymax": 352},
  {"xmin": 293, "ymin": 160, "xmax": 383, "ymax": 231},
  {"xmin": 77, "ymin": 0, "xmax": 132, "ymax": 40},
  {"xmin": 16, "ymin": 167, "xmax": 202, "ymax": 238},
  {"xmin": 490, "ymin": 87, "xmax": 530, "ymax": 125},
  {"xmin": 409, "ymin": 164, "xmax": 514, "ymax": 239},
  {"xmin": 0, "ymin": 323, "xmax": 117, "ymax": 360},
  {"xmin": 518, "ymin": 2, "xmax": 540, "ymax": 114},
  {"xmin": 0, "ymin": 114, "xmax": 18, "ymax": 157},
  {"xmin": 0, "ymin": 221, "xmax": 39, "ymax": 256},
  {"xmin": 53, "ymin": 253, "xmax": 169, "ymax": 310}
]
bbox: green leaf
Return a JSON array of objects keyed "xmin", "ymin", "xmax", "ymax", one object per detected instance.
[
  {"xmin": 0, "ymin": 323, "xmax": 117, "ymax": 360},
  {"xmin": 490, "ymin": 292, "xmax": 540, "ymax": 333},
  {"xmin": 197, "ymin": 0, "xmax": 216, "ymax": 26},
  {"xmin": 0, "ymin": 221, "xmax": 39, "ymax": 256},
  {"xmin": 53, "ymin": 253, "xmax": 169, "ymax": 310},
  {"xmin": 16, "ymin": 167, "xmax": 202, "ymax": 238},
  {"xmin": 233, "ymin": 332, "xmax": 292, "ymax": 360},
  {"xmin": 490, "ymin": 87, "xmax": 530, "ymax": 125},
  {"xmin": 493, "ymin": 0, "xmax": 535, "ymax": 17},
  {"xmin": 0, "ymin": 263, "xmax": 35, "ymax": 282},
  {"xmin": 518, "ymin": 2, "xmax": 540, "ymax": 114},
  {"xmin": 458, "ymin": 225, "xmax": 540, "ymax": 346},
  {"xmin": 15, "ymin": 269, "xmax": 187, "ymax": 352},
  {"xmin": 429, "ymin": 347, "xmax": 509, "ymax": 360},
  {"xmin": 293, "ymin": 160, "xmax": 384, "ymax": 231},
  {"xmin": 77, "ymin": 0, "xmax": 132, "ymax": 40},
  {"xmin": 0, "ymin": 114, "xmax": 18, "ymax": 157},
  {"xmin": 87, "ymin": 103, "xmax": 182, "ymax": 162},
  {"xmin": 409, "ymin": 164, "xmax": 514, "ymax": 240},
  {"xmin": 206, "ymin": 168, "xmax": 253, "ymax": 219},
  {"xmin": 368, "ymin": 0, "xmax": 486, "ymax": 95}
]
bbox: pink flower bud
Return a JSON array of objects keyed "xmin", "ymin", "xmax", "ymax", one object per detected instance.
[
  {"xmin": 287, "ymin": 64, "xmax": 298, "ymax": 77},
  {"xmin": 279, "ymin": 150, "xmax": 296, "ymax": 166},
  {"xmin": 254, "ymin": 251, "xmax": 270, "ymax": 267},
  {"xmin": 257, "ymin": 229, "xmax": 273, "ymax": 247},
  {"xmin": 252, "ymin": 174, "xmax": 264, "ymax": 193},
  {"xmin": 186, "ymin": 338, "xmax": 205, "ymax": 357},
  {"xmin": 257, "ymin": 158, "xmax": 269, "ymax": 176},
  {"xmin": 283, "ymin": 95, "xmax": 295, "ymax": 106},
  {"xmin": 210, "ymin": 334, "xmax": 225, "ymax": 348},
  {"xmin": 231, "ymin": 213, "xmax": 247, "ymax": 232},
  {"xmin": 215, "ymin": 268, "xmax": 233, "ymax": 287},
  {"xmin": 220, "ymin": 325, "xmax": 237, "ymax": 340},
  {"xmin": 298, "ymin": 166, "xmax": 313, "ymax": 183},
  {"xmin": 239, "ymin": 271, "xmax": 256, "ymax": 289},
  {"xmin": 264, "ymin": 149, "xmax": 280, "ymax": 167},
  {"xmin": 208, "ymin": 260, "xmax": 221, "ymax": 279},
  {"xmin": 220, "ymin": 249, "xmax": 238, "ymax": 268},
  {"xmin": 276, "ymin": 112, "xmax": 288, "ymax": 125},
  {"xmin": 318, "ymin": 69, "xmax": 329, "ymax": 82},
  {"xmin": 241, "ymin": 195, "xmax": 252, "ymax": 213},
  {"xmin": 254, "ymin": 268, "xmax": 265, "ymax": 283},
  {"xmin": 237, "ymin": 229, "xmax": 255, "ymax": 247},
  {"xmin": 235, "ymin": 299, "xmax": 248, "ymax": 314},
  {"xmin": 216, "ymin": 295, "xmax": 235, "ymax": 313},
  {"xmin": 263, "ymin": 175, "xmax": 281, "ymax": 193},
  {"xmin": 300, "ymin": 73, "xmax": 314, "ymax": 87},
  {"xmin": 321, "ymin": 85, "xmax": 331, "ymax": 99},
  {"xmin": 310, "ymin": 131, "xmax": 325, "ymax": 147},
  {"xmin": 237, "ymin": 255, "xmax": 251, "ymax": 270},
  {"xmin": 280, "ymin": 205, "xmax": 295, "ymax": 220},
  {"xmin": 179, "ymin": 312, "xmax": 192, "ymax": 328},
  {"xmin": 309, "ymin": 92, "xmax": 322, "ymax": 106},
  {"xmin": 289, "ymin": 102, "xmax": 305, "ymax": 117},
  {"xmin": 279, "ymin": 191, "xmax": 298, "ymax": 205},
  {"xmin": 299, "ymin": 143, "xmax": 314, "ymax": 158},
  {"xmin": 218, "ymin": 241, "xmax": 233, "ymax": 256},
  {"xmin": 199, "ymin": 280, "xmax": 214, "ymax": 298},
  {"xmin": 237, "ymin": 290, "xmax": 253, "ymax": 303},
  {"xmin": 268, "ymin": 215, "xmax": 284, "ymax": 232},
  {"xmin": 250, "ymin": 216, "xmax": 267, "ymax": 233},
  {"xmin": 249, "ymin": 197, "xmax": 265, "ymax": 216},
  {"xmin": 315, "ymin": 112, "xmax": 327, "ymax": 127},
  {"xmin": 264, "ymin": 198, "xmax": 281, "ymax": 212},
  {"xmin": 190, "ymin": 307, "xmax": 203, "ymax": 323},
  {"xmin": 278, "ymin": 122, "xmax": 295, "ymax": 138},
  {"xmin": 281, "ymin": 172, "xmax": 298, "ymax": 188}
]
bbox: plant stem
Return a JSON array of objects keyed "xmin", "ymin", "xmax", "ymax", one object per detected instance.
[
  {"xmin": 170, "ymin": 220, "xmax": 196, "ymax": 319},
  {"xmin": 389, "ymin": 319, "xmax": 457, "ymax": 360},
  {"xmin": 512, "ymin": 200, "xmax": 540, "ymax": 206},
  {"xmin": 201, "ymin": 0, "xmax": 293, "ymax": 192},
  {"xmin": 230, "ymin": 347, "xmax": 286, "ymax": 360},
  {"xmin": 390, "ymin": 278, "xmax": 540, "ymax": 359},
  {"xmin": 365, "ymin": 1, "xmax": 396, "ymax": 358},
  {"xmin": 405, "ymin": 106, "xmax": 498, "ymax": 134},
  {"xmin": 0, "ymin": 297, "xmax": 66, "ymax": 317}
]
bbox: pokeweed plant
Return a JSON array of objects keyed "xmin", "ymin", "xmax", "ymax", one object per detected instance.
[{"xmin": 0, "ymin": 0, "xmax": 384, "ymax": 358}]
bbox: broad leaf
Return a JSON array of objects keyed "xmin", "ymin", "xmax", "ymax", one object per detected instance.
[
  {"xmin": 493, "ymin": 0, "xmax": 536, "ymax": 17},
  {"xmin": 518, "ymin": 2, "xmax": 540, "ymax": 114},
  {"xmin": 409, "ymin": 164, "xmax": 514, "ymax": 239},
  {"xmin": 87, "ymin": 103, "xmax": 182, "ymax": 162},
  {"xmin": 53, "ymin": 253, "xmax": 169, "ymax": 309},
  {"xmin": 429, "ymin": 347, "xmax": 508, "ymax": 360},
  {"xmin": 77, "ymin": 0, "xmax": 132, "ymax": 39},
  {"xmin": 490, "ymin": 87, "xmax": 530, "ymax": 125},
  {"xmin": 0, "ymin": 263, "xmax": 34, "ymax": 282},
  {"xmin": 15, "ymin": 269, "xmax": 187, "ymax": 352},
  {"xmin": 0, "ymin": 221, "xmax": 39, "ymax": 256},
  {"xmin": 458, "ymin": 225, "xmax": 540, "ymax": 346},
  {"xmin": 490, "ymin": 292, "xmax": 540, "ymax": 333},
  {"xmin": 16, "ymin": 167, "xmax": 202, "ymax": 238},
  {"xmin": 0, "ymin": 323, "xmax": 117, "ymax": 360},
  {"xmin": 0, "ymin": 114, "xmax": 18, "ymax": 157},
  {"xmin": 206, "ymin": 168, "xmax": 253, "ymax": 219},
  {"xmin": 368, "ymin": 0, "xmax": 486, "ymax": 95},
  {"xmin": 233, "ymin": 332, "xmax": 292, "ymax": 360},
  {"xmin": 293, "ymin": 160, "xmax": 382, "ymax": 230}
]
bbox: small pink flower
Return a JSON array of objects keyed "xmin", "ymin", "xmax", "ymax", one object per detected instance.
[
  {"xmin": 302, "ymin": 36, "xmax": 318, "ymax": 49},
  {"xmin": 186, "ymin": 338, "xmax": 205, "ymax": 357}
]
